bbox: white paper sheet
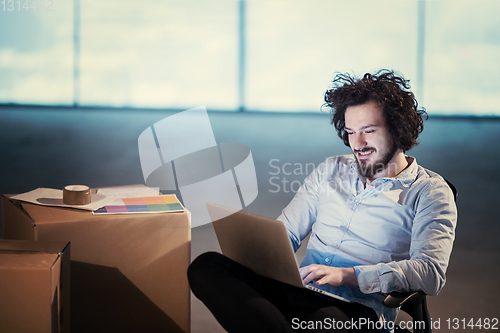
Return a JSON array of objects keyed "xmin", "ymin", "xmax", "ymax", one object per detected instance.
[
  {"xmin": 95, "ymin": 185, "xmax": 160, "ymax": 198},
  {"xmin": 10, "ymin": 188, "xmax": 114, "ymax": 211}
]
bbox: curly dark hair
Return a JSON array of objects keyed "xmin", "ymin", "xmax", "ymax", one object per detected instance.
[{"xmin": 323, "ymin": 70, "xmax": 427, "ymax": 152}]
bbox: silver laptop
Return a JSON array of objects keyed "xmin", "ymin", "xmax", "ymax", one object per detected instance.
[{"xmin": 207, "ymin": 203, "xmax": 350, "ymax": 303}]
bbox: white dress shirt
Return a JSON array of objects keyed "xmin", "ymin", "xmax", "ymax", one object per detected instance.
[{"xmin": 278, "ymin": 155, "xmax": 457, "ymax": 331}]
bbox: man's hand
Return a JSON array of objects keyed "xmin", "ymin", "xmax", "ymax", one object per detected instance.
[{"xmin": 299, "ymin": 264, "xmax": 359, "ymax": 287}]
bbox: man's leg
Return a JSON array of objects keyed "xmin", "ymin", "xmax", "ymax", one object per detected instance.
[
  {"xmin": 188, "ymin": 251, "xmax": 294, "ymax": 333},
  {"xmin": 285, "ymin": 287, "xmax": 380, "ymax": 332},
  {"xmin": 188, "ymin": 252, "xmax": 379, "ymax": 333}
]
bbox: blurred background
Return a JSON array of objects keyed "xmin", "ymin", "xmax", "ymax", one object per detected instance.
[
  {"xmin": 1, "ymin": 0, "xmax": 500, "ymax": 114},
  {"xmin": 1, "ymin": 0, "xmax": 499, "ymax": 332}
]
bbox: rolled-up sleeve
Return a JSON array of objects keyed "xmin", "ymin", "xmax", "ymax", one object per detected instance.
[{"xmin": 355, "ymin": 178, "xmax": 457, "ymax": 295}]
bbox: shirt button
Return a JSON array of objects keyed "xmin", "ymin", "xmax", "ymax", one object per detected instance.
[
  {"xmin": 333, "ymin": 243, "xmax": 339, "ymax": 248},
  {"xmin": 368, "ymin": 287, "xmax": 373, "ymax": 292},
  {"xmin": 325, "ymin": 258, "xmax": 330, "ymax": 263}
]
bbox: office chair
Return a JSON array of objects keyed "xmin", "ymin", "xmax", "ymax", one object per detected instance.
[{"xmin": 383, "ymin": 179, "xmax": 458, "ymax": 333}]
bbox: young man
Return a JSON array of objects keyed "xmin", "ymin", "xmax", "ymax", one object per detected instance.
[{"xmin": 188, "ymin": 70, "xmax": 457, "ymax": 333}]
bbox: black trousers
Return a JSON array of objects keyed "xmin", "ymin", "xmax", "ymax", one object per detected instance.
[{"xmin": 188, "ymin": 252, "xmax": 380, "ymax": 333}]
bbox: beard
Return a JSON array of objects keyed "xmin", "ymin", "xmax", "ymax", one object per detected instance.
[{"xmin": 354, "ymin": 141, "xmax": 399, "ymax": 180}]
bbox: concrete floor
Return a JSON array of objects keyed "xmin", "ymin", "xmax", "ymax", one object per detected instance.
[{"xmin": 1, "ymin": 106, "xmax": 499, "ymax": 332}]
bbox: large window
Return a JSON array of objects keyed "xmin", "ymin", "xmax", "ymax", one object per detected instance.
[
  {"xmin": 424, "ymin": 0, "xmax": 500, "ymax": 115},
  {"xmin": 0, "ymin": 1, "xmax": 73, "ymax": 105},
  {"xmin": 246, "ymin": 0, "xmax": 418, "ymax": 112},
  {"xmin": 79, "ymin": 0, "xmax": 238, "ymax": 109},
  {"xmin": 1, "ymin": 0, "xmax": 499, "ymax": 115}
]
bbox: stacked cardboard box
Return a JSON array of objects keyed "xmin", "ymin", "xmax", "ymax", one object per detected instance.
[
  {"xmin": 0, "ymin": 240, "xmax": 70, "ymax": 333},
  {"xmin": 2, "ymin": 194, "xmax": 191, "ymax": 333}
]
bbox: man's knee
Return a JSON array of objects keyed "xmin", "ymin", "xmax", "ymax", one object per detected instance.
[
  {"xmin": 188, "ymin": 251, "xmax": 225, "ymax": 275},
  {"xmin": 188, "ymin": 251, "xmax": 224, "ymax": 293}
]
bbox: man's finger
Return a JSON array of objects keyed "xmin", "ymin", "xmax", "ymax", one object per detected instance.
[
  {"xmin": 317, "ymin": 277, "xmax": 327, "ymax": 285},
  {"xmin": 302, "ymin": 271, "xmax": 316, "ymax": 286},
  {"xmin": 299, "ymin": 266, "xmax": 310, "ymax": 279}
]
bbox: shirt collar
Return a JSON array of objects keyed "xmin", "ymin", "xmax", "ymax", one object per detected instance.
[
  {"xmin": 392, "ymin": 156, "xmax": 418, "ymax": 187},
  {"xmin": 349, "ymin": 155, "xmax": 418, "ymax": 187}
]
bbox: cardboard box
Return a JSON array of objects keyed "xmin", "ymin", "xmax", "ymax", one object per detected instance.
[
  {"xmin": 2, "ymin": 194, "xmax": 191, "ymax": 333},
  {"xmin": 0, "ymin": 239, "xmax": 70, "ymax": 333}
]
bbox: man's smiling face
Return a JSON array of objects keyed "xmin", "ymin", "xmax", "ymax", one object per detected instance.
[{"xmin": 344, "ymin": 101, "xmax": 399, "ymax": 180}]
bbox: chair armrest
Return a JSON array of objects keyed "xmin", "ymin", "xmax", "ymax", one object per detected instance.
[
  {"xmin": 384, "ymin": 292, "xmax": 431, "ymax": 333},
  {"xmin": 383, "ymin": 291, "xmax": 426, "ymax": 308}
]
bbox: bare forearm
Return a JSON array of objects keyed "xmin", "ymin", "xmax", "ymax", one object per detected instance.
[{"xmin": 340, "ymin": 267, "xmax": 359, "ymax": 287}]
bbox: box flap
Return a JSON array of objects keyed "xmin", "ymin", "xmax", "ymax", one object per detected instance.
[
  {"xmin": 0, "ymin": 240, "xmax": 69, "ymax": 254},
  {"xmin": 0, "ymin": 252, "xmax": 60, "ymax": 269},
  {"xmin": 21, "ymin": 201, "xmax": 93, "ymax": 224},
  {"xmin": 0, "ymin": 240, "xmax": 69, "ymax": 270}
]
